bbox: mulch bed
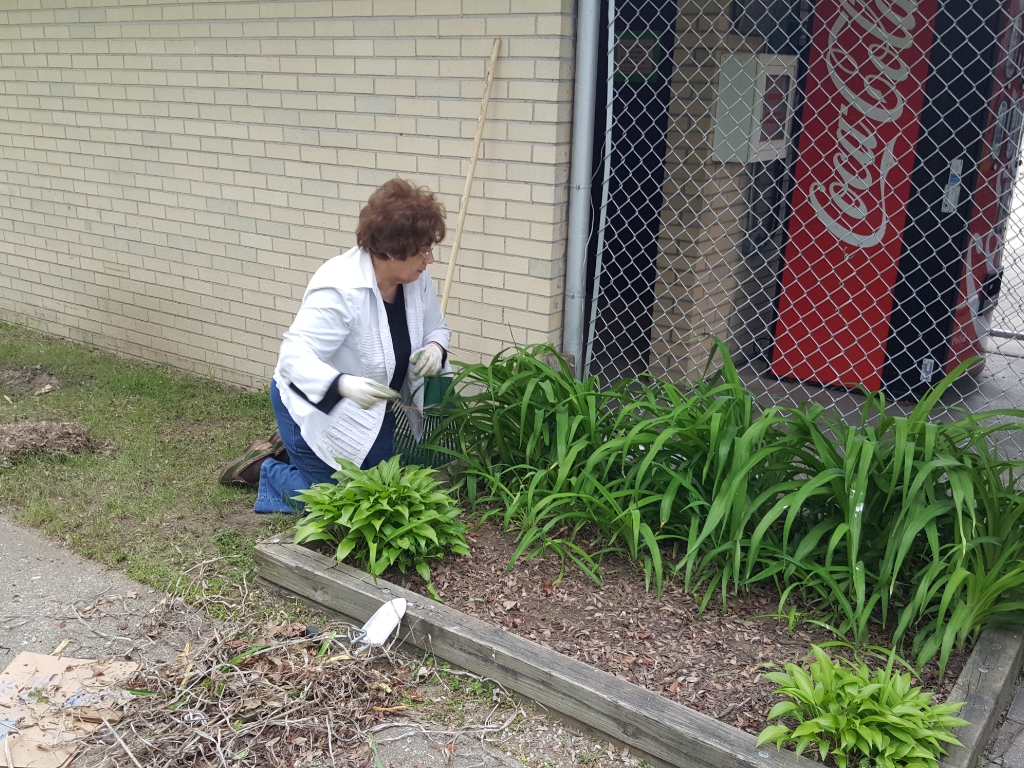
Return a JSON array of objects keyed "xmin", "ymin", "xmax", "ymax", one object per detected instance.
[
  {"xmin": 387, "ymin": 520, "xmax": 969, "ymax": 737},
  {"xmin": 0, "ymin": 418, "xmax": 96, "ymax": 468}
]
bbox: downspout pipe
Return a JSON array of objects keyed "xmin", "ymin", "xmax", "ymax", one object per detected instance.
[{"xmin": 563, "ymin": 0, "xmax": 600, "ymax": 380}]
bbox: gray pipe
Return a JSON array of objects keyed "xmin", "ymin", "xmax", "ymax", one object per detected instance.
[{"xmin": 563, "ymin": 0, "xmax": 600, "ymax": 379}]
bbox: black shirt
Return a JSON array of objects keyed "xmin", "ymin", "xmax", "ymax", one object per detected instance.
[{"xmin": 383, "ymin": 284, "xmax": 411, "ymax": 395}]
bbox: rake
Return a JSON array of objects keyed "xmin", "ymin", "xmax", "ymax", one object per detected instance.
[{"xmin": 393, "ymin": 38, "xmax": 500, "ymax": 467}]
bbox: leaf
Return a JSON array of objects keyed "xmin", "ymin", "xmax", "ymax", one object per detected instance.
[
  {"xmin": 756, "ymin": 725, "xmax": 792, "ymax": 747},
  {"xmin": 415, "ymin": 561, "xmax": 432, "ymax": 587},
  {"xmin": 762, "ymin": 644, "xmax": 971, "ymax": 768},
  {"xmin": 335, "ymin": 535, "xmax": 358, "ymax": 563},
  {"xmin": 766, "ymin": 701, "xmax": 800, "ymax": 720},
  {"xmin": 434, "ymin": 342, "xmax": 1024, "ymax": 683}
]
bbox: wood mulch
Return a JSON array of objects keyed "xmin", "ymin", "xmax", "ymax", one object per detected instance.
[{"xmin": 390, "ymin": 519, "xmax": 970, "ymax": 737}]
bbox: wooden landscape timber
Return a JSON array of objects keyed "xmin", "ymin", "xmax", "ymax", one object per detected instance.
[
  {"xmin": 941, "ymin": 625, "xmax": 1024, "ymax": 768},
  {"xmin": 254, "ymin": 531, "xmax": 1024, "ymax": 768}
]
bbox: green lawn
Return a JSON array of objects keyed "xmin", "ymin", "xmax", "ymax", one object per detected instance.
[{"xmin": 0, "ymin": 321, "xmax": 293, "ymax": 607}]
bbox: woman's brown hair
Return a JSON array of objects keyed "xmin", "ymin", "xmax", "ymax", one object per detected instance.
[{"xmin": 356, "ymin": 179, "xmax": 446, "ymax": 260}]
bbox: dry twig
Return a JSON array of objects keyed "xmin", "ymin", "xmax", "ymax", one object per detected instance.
[
  {"xmin": 102, "ymin": 717, "xmax": 143, "ymax": 768},
  {"xmin": 78, "ymin": 581, "xmax": 464, "ymax": 767}
]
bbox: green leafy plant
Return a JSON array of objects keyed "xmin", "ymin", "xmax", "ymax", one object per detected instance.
[
  {"xmin": 430, "ymin": 343, "xmax": 1024, "ymax": 671},
  {"xmin": 429, "ymin": 340, "xmax": 794, "ymax": 596},
  {"xmin": 292, "ymin": 456, "xmax": 469, "ymax": 600},
  {"xmin": 757, "ymin": 645, "xmax": 968, "ymax": 768},
  {"xmin": 749, "ymin": 364, "xmax": 1024, "ymax": 675}
]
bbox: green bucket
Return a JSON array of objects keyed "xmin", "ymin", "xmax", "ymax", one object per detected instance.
[{"xmin": 392, "ymin": 375, "xmax": 455, "ymax": 467}]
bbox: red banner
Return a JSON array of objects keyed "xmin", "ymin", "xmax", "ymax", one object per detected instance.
[
  {"xmin": 947, "ymin": 0, "xmax": 1024, "ymax": 372},
  {"xmin": 772, "ymin": 0, "xmax": 939, "ymax": 390}
]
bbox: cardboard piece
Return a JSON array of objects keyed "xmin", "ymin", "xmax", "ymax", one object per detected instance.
[{"xmin": 0, "ymin": 652, "xmax": 139, "ymax": 768}]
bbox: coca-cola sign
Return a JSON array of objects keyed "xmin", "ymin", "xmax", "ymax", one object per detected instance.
[{"xmin": 772, "ymin": 0, "xmax": 938, "ymax": 390}]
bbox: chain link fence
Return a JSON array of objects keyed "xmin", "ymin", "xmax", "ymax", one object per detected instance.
[{"xmin": 581, "ymin": 0, "xmax": 1024, "ymax": 440}]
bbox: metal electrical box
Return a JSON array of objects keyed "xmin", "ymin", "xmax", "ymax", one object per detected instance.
[{"xmin": 712, "ymin": 53, "xmax": 798, "ymax": 164}]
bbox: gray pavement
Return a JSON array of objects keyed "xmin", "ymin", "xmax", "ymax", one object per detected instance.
[
  {"xmin": 985, "ymin": 677, "xmax": 1024, "ymax": 768},
  {"xmin": 993, "ymin": 173, "xmax": 1024, "ymax": 337},
  {"xmin": 0, "ymin": 519, "xmax": 171, "ymax": 664}
]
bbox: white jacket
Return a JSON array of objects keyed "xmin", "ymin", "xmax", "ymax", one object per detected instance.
[{"xmin": 273, "ymin": 246, "xmax": 451, "ymax": 469}]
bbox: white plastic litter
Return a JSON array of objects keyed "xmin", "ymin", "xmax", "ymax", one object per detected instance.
[{"xmin": 358, "ymin": 597, "xmax": 407, "ymax": 647}]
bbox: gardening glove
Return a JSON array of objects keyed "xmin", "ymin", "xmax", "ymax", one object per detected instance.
[
  {"xmin": 409, "ymin": 343, "xmax": 444, "ymax": 378},
  {"xmin": 337, "ymin": 375, "xmax": 399, "ymax": 410}
]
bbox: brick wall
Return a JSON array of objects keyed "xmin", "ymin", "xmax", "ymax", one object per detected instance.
[{"xmin": 0, "ymin": 0, "xmax": 574, "ymax": 388}]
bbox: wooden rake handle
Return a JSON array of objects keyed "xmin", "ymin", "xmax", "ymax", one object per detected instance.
[{"xmin": 440, "ymin": 37, "xmax": 501, "ymax": 315}]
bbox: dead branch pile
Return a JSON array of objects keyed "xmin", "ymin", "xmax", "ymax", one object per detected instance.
[
  {"xmin": 76, "ymin": 555, "xmax": 526, "ymax": 767},
  {"xmin": 0, "ymin": 419, "xmax": 95, "ymax": 468},
  {"xmin": 82, "ymin": 613, "xmax": 414, "ymax": 768}
]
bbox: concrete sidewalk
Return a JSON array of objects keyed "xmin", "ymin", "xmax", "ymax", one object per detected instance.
[
  {"xmin": 0, "ymin": 518, "xmax": 171, "ymax": 664},
  {"xmin": 985, "ymin": 675, "xmax": 1024, "ymax": 768}
]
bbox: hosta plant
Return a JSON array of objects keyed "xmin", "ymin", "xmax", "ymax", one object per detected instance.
[
  {"xmin": 757, "ymin": 645, "xmax": 968, "ymax": 768},
  {"xmin": 292, "ymin": 456, "xmax": 469, "ymax": 600}
]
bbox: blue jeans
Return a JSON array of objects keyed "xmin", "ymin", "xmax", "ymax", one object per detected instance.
[{"xmin": 254, "ymin": 379, "xmax": 395, "ymax": 514}]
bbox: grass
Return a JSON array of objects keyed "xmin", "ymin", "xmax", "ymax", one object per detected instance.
[{"xmin": 0, "ymin": 321, "xmax": 294, "ymax": 615}]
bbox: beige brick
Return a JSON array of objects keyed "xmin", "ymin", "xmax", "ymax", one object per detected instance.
[
  {"xmin": 354, "ymin": 57, "xmax": 396, "ymax": 77},
  {"xmin": 437, "ymin": 57, "xmax": 486, "ymax": 79},
  {"xmin": 535, "ymin": 11, "xmax": 574, "ymax": 35},
  {"xmin": 464, "ymin": 0, "xmax": 512, "ymax": 11},
  {"xmin": 353, "ymin": 18, "xmax": 395, "ymax": 37},
  {"xmin": 415, "ymin": 116, "xmax": 462, "ymax": 138},
  {"xmin": 277, "ymin": 21, "xmax": 315, "ymax": 37},
  {"xmin": 395, "ymin": 96, "xmax": 438, "ymax": 117},
  {"xmin": 416, "ymin": 0, "xmax": 461, "ymax": 13},
  {"xmin": 396, "ymin": 135, "xmax": 438, "ymax": 155},
  {"xmin": 415, "ymin": 78, "xmax": 461, "ymax": 98},
  {"xmin": 505, "ymin": 308, "xmax": 559, "ymax": 332},
  {"xmin": 482, "ymin": 141, "xmax": 532, "ymax": 164},
  {"xmin": 373, "ymin": 115, "xmax": 416, "ymax": 135},
  {"xmin": 277, "ymin": 56, "xmax": 314, "ymax": 76},
  {"xmin": 395, "ymin": 17, "xmax": 437, "ymax": 36},
  {"xmin": 0, "ymin": 2, "xmax": 577, "ymax": 389},
  {"xmin": 376, "ymin": 77, "xmax": 416, "ymax": 97},
  {"xmin": 374, "ymin": 0, "xmax": 416, "ymax": 13},
  {"xmin": 458, "ymin": 300, "xmax": 504, "ymax": 323},
  {"xmin": 458, "ymin": 265, "xmax": 504, "ymax": 289},
  {"xmin": 482, "ymin": 286, "xmax": 528, "ymax": 310},
  {"xmin": 439, "ymin": 13, "xmax": 488, "ymax": 36}
]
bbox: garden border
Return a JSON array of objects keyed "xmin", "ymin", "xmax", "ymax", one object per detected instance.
[
  {"xmin": 942, "ymin": 624, "xmax": 1024, "ymax": 768},
  {"xmin": 254, "ymin": 531, "xmax": 1024, "ymax": 768}
]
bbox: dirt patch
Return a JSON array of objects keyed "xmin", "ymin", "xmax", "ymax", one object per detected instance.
[
  {"xmin": 386, "ymin": 520, "xmax": 969, "ymax": 738},
  {"xmin": 0, "ymin": 419, "xmax": 96, "ymax": 468},
  {"xmin": 219, "ymin": 507, "xmax": 276, "ymax": 531},
  {"xmin": 0, "ymin": 366, "xmax": 59, "ymax": 397}
]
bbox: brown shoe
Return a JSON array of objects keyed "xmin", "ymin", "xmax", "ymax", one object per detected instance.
[
  {"xmin": 218, "ymin": 438, "xmax": 276, "ymax": 487},
  {"xmin": 268, "ymin": 430, "xmax": 288, "ymax": 462}
]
